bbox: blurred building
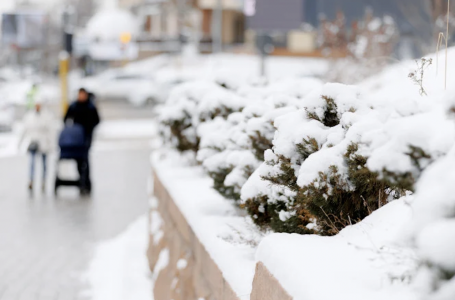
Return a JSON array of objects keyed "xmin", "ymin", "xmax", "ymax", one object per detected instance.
[
  {"xmin": 118, "ymin": 0, "xmax": 245, "ymax": 54},
  {"xmin": 108, "ymin": 0, "xmax": 437, "ymax": 59},
  {"xmin": 0, "ymin": 0, "xmax": 99, "ymax": 74},
  {"xmin": 119, "ymin": 0, "xmax": 180, "ymax": 43},
  {"xmin": 198, "ymin": 0, "xmax": 245, "ymax": 46},
  {"xmin": 246, "ymin": 0, "xmax": 434, "ymax": 59},
  {"xmin": 246, "ymin": 0, "xmax": 313, "ymax": 55},
  {"xmin": 0, "ymin": 3, "xmax": 60, "ymax": 74}
]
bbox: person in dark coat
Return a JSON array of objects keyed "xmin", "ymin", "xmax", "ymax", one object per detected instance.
[{"xmin": 64, "ymin": 88, "xmax": 100, "ymax": 194}]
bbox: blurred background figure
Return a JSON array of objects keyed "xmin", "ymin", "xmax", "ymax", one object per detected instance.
[
  {"xmin": 26, "ymin": 83, "xmax": 40, "ymax": 110},
  {"xmin": 19, "ymin": 100, "xmax": 54, "ymax": 191},
  {"xmin": 63, "ymin": 88, "xmax": 100, "ymax": 194}
]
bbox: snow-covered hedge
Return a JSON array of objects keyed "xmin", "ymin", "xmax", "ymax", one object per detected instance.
[
  {"xmin": 242, "ymin": 83, "xmax": 406, "ymax": 235},
  {"xmin": 159, "ymin": 73, "xmax": 455, "ymax": 239},
  {"xmin": 156, "ymin": 49, "xmax": 455, "ymax": 299},
  {"xmin": 159, "ymin": 78, "xmax": 323, "ymax": 202},
  {"xmin": 158, "ymin": 81, "xmax": 246, "ymax": 152}
]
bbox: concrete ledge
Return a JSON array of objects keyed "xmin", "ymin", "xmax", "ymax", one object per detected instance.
[
  {"xmin": 148, "ymin": 169, "xmax": 242, "ymax": 300},
  {"xmin": 250, "ymin": 262, "xmax": 292, "ymax": 300}
]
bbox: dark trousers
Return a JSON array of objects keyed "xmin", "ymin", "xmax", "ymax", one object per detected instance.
[
  {"xmin": 76, "ymin": 158, "xmax": 91, "ymax": 190},
  {"xmin": 76, "ymin": 136, "xmax": 93, "ymax": 191}
]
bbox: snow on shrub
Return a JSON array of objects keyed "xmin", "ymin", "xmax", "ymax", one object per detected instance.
[
  {"xmin": 241, "ymin": 83, "xmax": 406, "ymax": 235},
  {"xmin": 197, "ymin": 93, "xmax": 304, "ymax": 202},
  {"xmin": 197, "ymin": 112, "xmax": 258, "ymax": 200},
  {"xmin": 159, "ymin": 77, "xmax": 323, "ymax": 203},
  {"xmin": 158, "ymin": 80, "xmax": 246, "ymax": 152},
  {"xmin": 160, "ymin": 76, "xmax": 455, "ymax": 239},
  {"xmin": 397, "ymin": 103, "xmax": 455, "ymax": 299},
  {"xmin": 406, "ymin": 146, "xmax": 455, "ymax": 300},
  {"xmin": 365, "ymin": 110, "xmax": 455, "ymax": 192}
]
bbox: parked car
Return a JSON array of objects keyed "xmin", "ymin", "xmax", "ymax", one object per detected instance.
[{"xmin": 76, "ymin": 69, "xmax": 159, "ymax": 107}]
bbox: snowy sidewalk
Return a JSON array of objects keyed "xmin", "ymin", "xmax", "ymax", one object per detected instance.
[{"xmin": 0, "ymin": 103, "xmax": 156, "ymax": 300}]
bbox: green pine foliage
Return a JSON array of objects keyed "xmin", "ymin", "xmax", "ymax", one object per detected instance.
[
  {"xmin": 208, "ymin": 166, "xmax": 238, "ymax": 200},
  {"xmin": 243, "ymin": 196, "xmax": 316, "ymax": 235},
  {"xmin": 208, "ymin": 165, "xmax": 255, "ymax": 201},
  {"xmin": 164, "ymin": 118, "xmax": 199, "ymax": 153},
  {"xmin": 296, "ymin": 143, "xmax": 404, "ymax": 235},
  {"xmin": 262, "ymin": 154, "xmax": 300, "ymax": 192},
  {"xmin": 306, "ymin": 96, "xmax": 340, "ymax": 127},
  {"xmin": 246, "ymin": 138, "xmax": 407, "ymax": 235},
  {"xmin": 296, "ymin": 137, "xmax": 320, "ymax": 161},
  {"xmin": 269, "ymin": 201, "xmax": 316, "ymax": 234},
  {"xmin": 199, "ymin": 106, "xmax": 237, "ymax": 123},
  {"xmin": 249, "ymin": 130, "xmax": 274, "ymax": 161},
  {"xmin": 163, "ymin": 105, "xmax": 241, "ymax": 154},
  {"xmin": 243, "ymin": 195, "xmax": 271, "ymax": 227},
  {"xmin": 379, "ymin": 145, "xmax": 432, "ymax": 192},
  {"xmin": 243, "ymin": 139, "xmax": 321, "ymax": 234}
]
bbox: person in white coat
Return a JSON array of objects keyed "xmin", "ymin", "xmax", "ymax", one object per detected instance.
[{"xmin": 20, "ymin": 102, "xmax": 55, "ymax": 191}]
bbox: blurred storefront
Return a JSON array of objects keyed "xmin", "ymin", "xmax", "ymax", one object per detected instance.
[
  {"xmin": 246, "ymin": 0, "xmax": 434, "ymax": 59},
  {"xmin": 198, "ymin": 0, "xmax": 245, "ymax": 49},
  {"xmin": 118, "ymin": 0, "xmax": 244, "ymax": 54},
  {"xmin": 245, "ymin": 0, "xmax": 316, "ymax": 56}
]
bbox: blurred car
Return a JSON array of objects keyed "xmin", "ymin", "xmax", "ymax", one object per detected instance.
[
  {"xmin": 77, "ymin": 69, "xmax": 159, "ymax": 107},
  {"xmin": 153, "ymin": 71, "xmax": 196, "ymax": 103}
]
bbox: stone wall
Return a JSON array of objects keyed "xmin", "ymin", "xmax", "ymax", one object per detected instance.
[
  {"xmin": 148, "ymin": 169, "xmax": 242, "ymax": 300},
  {"xmin": 250, "ymin": 262, "xmax": 292, "ymax": 300}
]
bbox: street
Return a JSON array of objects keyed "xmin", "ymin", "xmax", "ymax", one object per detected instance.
[{"xmin": 0, "ymin": 101, "xmax": 155, "ymax": 300}]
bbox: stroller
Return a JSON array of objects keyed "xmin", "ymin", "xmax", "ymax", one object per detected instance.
[{"xmin": 54, "ymin": 122, "xmax": 90, "ymax": 195}]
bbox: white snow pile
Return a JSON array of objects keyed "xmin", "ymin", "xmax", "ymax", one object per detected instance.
[
  {"xmin": 257, "ymin": 199, "xmax": 418, "ymax": 300},
  {"xmin": 155, "ymin": 48, "xmax": 455, "ymax": 299},
  {"xmin": 405, "ymin": 146, "xmax": 455, "ymax": 300},
  {"xmin": 83, "ymin": 215, "xmax": 153, "ymax": 300}
]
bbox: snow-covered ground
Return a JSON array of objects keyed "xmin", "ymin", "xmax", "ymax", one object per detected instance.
[{"xmin": 82, "ymin": 215, "xmax": 154, "ymax": 300}]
